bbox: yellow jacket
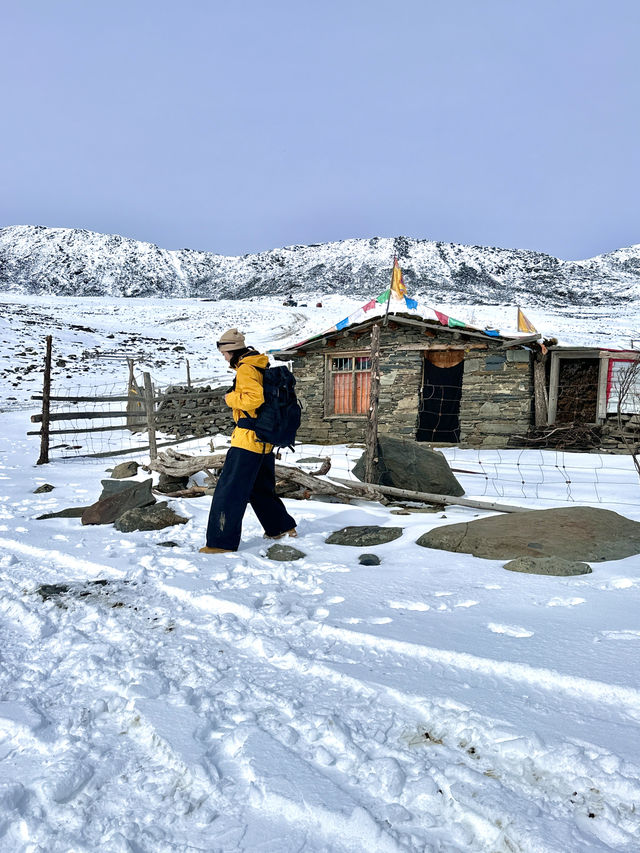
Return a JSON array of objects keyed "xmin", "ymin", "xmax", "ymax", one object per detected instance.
[{"xmin": 225, "ymin": 352, "xmax": 273, "ymax": 454}]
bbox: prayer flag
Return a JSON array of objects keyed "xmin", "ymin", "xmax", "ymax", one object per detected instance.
[
  {"xmin": 390, "ymin": 257, "xmax": 407, "ymax": 299},
  {"xmin": 517, "ymin": 308, "xmax": 537, "ymax": 334}
]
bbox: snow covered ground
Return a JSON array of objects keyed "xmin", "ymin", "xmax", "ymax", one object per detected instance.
[{"xmin": 1, "ymin": 295, "xmax": 640, "ymax": 852}]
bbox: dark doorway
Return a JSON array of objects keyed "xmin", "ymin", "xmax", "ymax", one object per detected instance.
[
  {"xmin": 417, "ymin": 351, "xmax": 464, "ymax": 442},
  {"xmin": 556, "ymin": 358, "xmax": 599, "ymax": 423}
]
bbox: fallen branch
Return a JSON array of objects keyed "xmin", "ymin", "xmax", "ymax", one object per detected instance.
[
  {"xmin": 328, "ymin": 477, "xmax": 528, "ymax": 513},
  {"xmin": 152, "ymin": 487, "xmax": 207, "ymax": 499},
  {"xmin": 144, "ymin": 449, "xmax": 360, "ymax": 501}
]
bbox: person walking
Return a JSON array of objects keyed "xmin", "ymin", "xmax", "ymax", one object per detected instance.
[{"xmin": 200, "ymin": 328, "xmax": 297, "ymax": 554}]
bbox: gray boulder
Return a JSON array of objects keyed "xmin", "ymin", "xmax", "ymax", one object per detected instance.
[
  {"xmin": 82, "ymin": 479, "xmax": 155, "ymax": 526},
  {"xmin": 417, "ymin": 507, "xmax": 640, "ymax": 562},
  {"xmin": 156, "ymin": 473, "xmax": 190, "ymax": 494},
  {"xmin": 359, "ymin": 553, "xmax": 381, "ymax": 565},
  {"xmin": 98, "ymin": 478, "xmax": 150, "ymax": 501},
  {"xmin": 111, "ymin": 461, "xmax": 139, "ymax": 479},
  {"xmin": 504, "ymin": 557, "xmax": 592, "ymax": 576},
  {"xmin": 326, "ymin": 526, "xmax": 403, "ymax": 547},
  {"xmin": 33, "ymin": 483, "xmax": 55, "ymax": 493},
  {"xmin": 266, "ymin": 544, "xmax": 306, "ymax": 561},
  {"xmin": 114, "ymin": 503, "xmax": 188, "ymax": 532},
  {"xmin": 353, "ymin": 435, "xmax": 464, "ymax": 497}
]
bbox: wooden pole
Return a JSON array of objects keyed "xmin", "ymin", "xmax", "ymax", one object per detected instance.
[
  {"xmin": 364, "ymin": 323, "xmax": 381, "ymax": 482},
  {"xmin": 143, "ymin": 372, "xmax": 158, "ymax": 460},
  {"xmin": 383, "ymin": 255, "xmax": 396, "ymax": 327},
  {"xmin": 533, "ymin": 351, "xmax": 549, "ymax": 427},
  {"xmin": 36, "ymin": 335, "xmax": 53, "ymax": 465},
  {"xmin": 186, "ymin": 359, "xmax": 192, "ymax": 388},
  {"xmin": 329, "ymin": 476, "xmax": 528, "ymax": 513}
]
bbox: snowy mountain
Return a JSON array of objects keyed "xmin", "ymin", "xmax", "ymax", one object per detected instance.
[{"xmin": 2, "ymin": 224, "xmax": 640, "ymax": 306}]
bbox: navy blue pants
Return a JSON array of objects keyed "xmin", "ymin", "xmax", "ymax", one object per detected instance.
[{"xmin": 206, "ymin": 447, "xmax": 296, "ymax": 550}]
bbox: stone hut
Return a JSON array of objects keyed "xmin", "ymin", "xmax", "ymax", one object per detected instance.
[
  {"xmin": 546, "ymin": 345, "xmax": 640, "ymax": 452},
  {"xmin": 272, "ymin": 313, "xmax": 536, "ymax": 449}
]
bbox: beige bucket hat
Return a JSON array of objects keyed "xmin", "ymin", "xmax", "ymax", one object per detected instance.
[{"xmin": 217, "ymin": 328, "xmax": 246, "ymax": 352}]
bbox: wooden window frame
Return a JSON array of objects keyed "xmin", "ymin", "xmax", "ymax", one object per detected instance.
[
  {"xmin": 598, "ymin": 351, "xmax": 640, "ymax": 418},
  {"xmin": 548, "ymin": 349, "xmax": 640, "ymax": 424},
  {"xmin": 324, "ymin": 351, "xmax": 372, "ymax": 418}
]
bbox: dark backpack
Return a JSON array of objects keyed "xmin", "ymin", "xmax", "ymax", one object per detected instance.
[{"xmin": 237, "ymin": 364, "xmax": 302, "ymax": 449}]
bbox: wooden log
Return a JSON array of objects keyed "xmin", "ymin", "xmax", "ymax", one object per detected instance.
[
  {"xmin": 79, "ymin": 434, "xmax": 205, "ymax": 459},
  {"xmin": 152, "ymin": 486, "xmax": 206, "ymax": 499},
  {"xmin": 143, "ymin": 372, "xmax": 157, "ymax": 460},
  {"xmin": 28, "ymin": 424, "xmax": 137, "ymax": 436},
  {"xmin": 32, "ymin": 393, "xmax": 217, "ymax": 403},
  {"xmin": 328, "ymin": 476, "xmax": 528, "ymax": 513},
  {"xmin": 32, "ymin": 410, "xmax": 135, "ymax": 423},
  {"xmin": 144, "ymin": 450, "xmax": 357, "ymax": 500},
  {"xmin": 364, "ymin": 323, "xmax": 381, "ymax": 482},
  {"xmin": 533, "ymin": 351, "xmax": 548, "ymax": 428},
  {"xmin": 37, "ymin": 335, "xmax": 53, "ymax": 465}
]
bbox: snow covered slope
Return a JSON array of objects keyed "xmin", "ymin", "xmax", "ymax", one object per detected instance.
[
  {"xmin": 2, "ymin": 225, "xmax": 640, "ymax": 307},
  {"xmin": 1, "ymin": 295, "xmax": 640, "ymax": 851},
  {"xmin": 1, "ymin": 293, "xmax": 638, "ymax": 415}
]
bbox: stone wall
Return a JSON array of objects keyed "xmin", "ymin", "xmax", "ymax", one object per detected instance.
[
  {"xmin": 600, "ymin": 413, "xmax": 640, "ymax": 453},
  {"xmin": 459, "ymin": 348, "xmax": 533, "ymax": 448},
  {"xmin": 155, "ymin": 384, "xmax": 233, "ymax": 439},
  {"xmin": 286, "ymin": 325, "xmax": 534, "ymax": 448}
]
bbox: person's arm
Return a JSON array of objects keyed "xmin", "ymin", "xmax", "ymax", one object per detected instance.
[{"xmin": 225, "ymin": 364, "xmax": 264, "ymax": 414}]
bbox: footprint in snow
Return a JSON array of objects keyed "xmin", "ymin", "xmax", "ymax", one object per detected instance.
[
  {"xmin": 599, "ymin": 630, "xmax": 640, "ymax": 641},
  {"xmin": 388, "ymin": 600, "xmax": 430, "ymax": 612},
  {"xmin": 487, "ymin": 623, "xmax": 534, "ymax": 638},
  {"xmin": 546, "ymin": 597, "xmax": 586, "ymax": 607}
]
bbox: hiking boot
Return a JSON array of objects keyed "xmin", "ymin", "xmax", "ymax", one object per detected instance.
[
  {"xmin": 199, "ymin": 546, "xmax": 234, "ymax": 554},
  {"xmin": 264, "ymin": 528, "xmax": 297, "ymax": 540}
]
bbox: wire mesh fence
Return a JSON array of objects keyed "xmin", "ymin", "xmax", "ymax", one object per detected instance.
[
  {"xmin": 275, "ymin": 441, "xmax": 640, "ymax": 510},
  {"xmin": 28, "ymin": 344, "xmax": 640, "ymax": 509}
]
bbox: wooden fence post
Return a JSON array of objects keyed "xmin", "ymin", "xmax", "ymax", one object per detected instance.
[
  {"xmin": 364, "ymin": 324, "xmax": 381, "ymax": 482},
  {"xmin": 534, "ymin": 349, "xmax": 549, "ymax": 427},
  {"xmin": 186, "ymin": 358, "xmax": 191, "ymax": 388},
  {"xmin": 143, "ymin": 372, "xmax": 158, "ymax": 460},
  {"xmin": 37, "ymin": 335, "xmax": 53, "ymax": 465}
]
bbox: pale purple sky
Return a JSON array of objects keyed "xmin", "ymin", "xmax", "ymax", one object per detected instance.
[{"xmin": 2, "ymin": 0, "xmax": 639, "ymax": 259}]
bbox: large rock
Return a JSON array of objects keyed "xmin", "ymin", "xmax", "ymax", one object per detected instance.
[
  {"xmin": 504, "ymin": 557, "xmax": 592, "ymax": 576},
  {"xmin": 156, "ymin": 473, "xmax": 190, "ymax": 494},
  {"xmin": 114, "ymin": 503, "xmax": 188, "ymax": 532},
  {"xmin": 417, "ymin": 507, "xmax": 640, "ymax": 562},
  {"xmin": 326, "ymin": 526, "xmax": 403, "ymax": 547},
  {"xmin": 110, "ymin": 461, "xmax": 139, "ymax": 479},
  {"xmin": 82, "ymin": 479, "xmax": 155, "ymax": 526},
  {"xmin": 98, "ymin": 478, "xmax": 150, "ymax": 500},
  {"xmin": 353, "ymin": 436, "xmax": 464, "ymax": 497}
]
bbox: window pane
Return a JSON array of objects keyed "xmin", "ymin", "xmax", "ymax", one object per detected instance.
[
  {"xmin": 332, "ymin": 357, "xmax": 352, "ymax": 372},
  {"xmin": 355, "ymin": 356, "xmax": 371, "ymax": 371},
  {"xmin": 333, "ymin": 373, "xmax": 353, "ymax": 413},
  {"xmin": 355, "ymin": 371, "xmax": 371, "ymax": 413},
  {"xmin": 607, "ymin": 358, "xmax": 640, "ymax": 414}
]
